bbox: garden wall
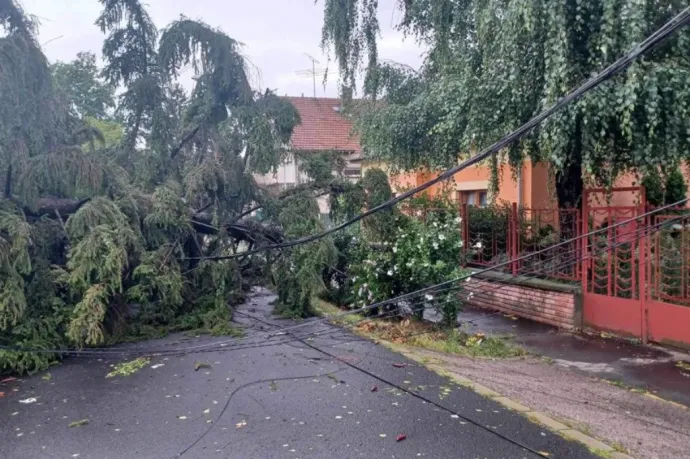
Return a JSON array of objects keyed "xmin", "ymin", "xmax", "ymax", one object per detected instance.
[{"xmin": 464, "ymin": 271, "xmax": 582, "ymax": 330}]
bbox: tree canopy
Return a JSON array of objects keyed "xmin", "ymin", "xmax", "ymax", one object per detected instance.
[
  {"xmin": 321, "ymin": 0, "xmax": 690, "ymax": 207},
  {"xmin": 0, "ymin": 0, "xmax": 340, "ymax": 374},
  {"xmin": 52, "ymin": 52, "xmax": 116, "ymax": 120}
]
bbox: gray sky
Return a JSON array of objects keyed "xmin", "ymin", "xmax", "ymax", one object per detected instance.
[{"xmin": 23, "ymin": 0, "xmax": 425, "ymax": 98}]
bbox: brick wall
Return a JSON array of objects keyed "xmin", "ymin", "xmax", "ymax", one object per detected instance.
[{"xmin": 464, "ymin": 273, "xmax": 581, "ymax": 330}]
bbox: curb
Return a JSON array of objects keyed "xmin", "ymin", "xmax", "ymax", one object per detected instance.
[{"xmin": 396, "ymin": 346, "xmax": 635, "ymax": 459}]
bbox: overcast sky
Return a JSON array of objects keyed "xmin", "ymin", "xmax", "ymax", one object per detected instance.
[{"xmin": 22, "ymin": 0, "xmax": 425, "ymax": 98}]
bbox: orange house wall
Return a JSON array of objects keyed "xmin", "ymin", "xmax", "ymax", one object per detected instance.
[
  {"xmin": 400, "ymin": 162, "xmax": 555, "ymax": 209},
  {"xmin": 379, "ymin": 161, "xmax": 690, "ymax": 209}
]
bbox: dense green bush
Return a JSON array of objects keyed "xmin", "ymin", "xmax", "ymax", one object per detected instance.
[
  {"xmin": 349, "ymin": 210, "xmax": 468, "ymax": 325},
  {"xmin": 664, "ymin": 167, "xmax": 688, "ymax": 206}
]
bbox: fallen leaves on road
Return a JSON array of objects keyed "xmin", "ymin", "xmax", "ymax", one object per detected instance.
[
  {"xmin": 0, "ymin": 392, "xmax": 4, "ymax": 398},
  {"xmin": 392, "ymin": 363, "xmax": 407, "ymax": 368},
  {"xmin": 194, "ymin": 361, "xmax": 212, "ymax": 371},
  {"xmin": 676, "ymin": 361, "xmax": 690, "ymax": 371},
  {"xmin": 68, "ymin": 419, "xmax": 89, "ymax": 428},
  {"xmin": 42, "ymin": 373, "xmax": 52, "ymax": 381},
  {"xmin": 370, "ymin": 385, "xmax": 378, "ymax": 392},
  {"xmin": 396, "ymin": 434, "xmax": 407, "ymax": 442},
  {"xmin": 1, "ymin": 377, "xmax": 17, "ymax": 383},
  {"xmin": 106, "ymin": 357, "xmax": 150, "ymax": 378}
]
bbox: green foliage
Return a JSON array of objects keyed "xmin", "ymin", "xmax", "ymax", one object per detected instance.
[
  {"xmin": 664, "ymin": 167, "xmax": 687, "ymax": 205},
  {"xmin": 349, "ymin": 199, "xmax": 467, "ymax": 325},
  {"xmin": 106, "ymin": 356, "xmax": 149, "ymax": 378},
  {"xmin": 84, "ymin": 117, "xmax": 124, "ymax": 148},
  {"xmin": 642, "ymin": 169, "xmax": 665, "ymax": 207},
  {"xmin": 273, "ymin": 192, "xmax": 336, "ymax": 317},
  {"xmin": 361, "ymin": 168, "xmax": 397, "ymax": 241},
  {"xmin": 51, "ymin": 52, "xmax": 116, "ymax": 120},
  {"xmin": 322, "ymin": 0, "xmax": 690, "ymax": 208},
  {"xmin": 0, "ymin": 0, "xmax": 310, "ymax": 374}
]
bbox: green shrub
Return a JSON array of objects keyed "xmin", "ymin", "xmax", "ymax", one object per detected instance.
[
  {"xmin": 664, "ymin": 167, "xmax": 687, "ymax": 206},
  {"xmin": 349, "ymin": 212, "xmax": 468, "ymax": 325}
]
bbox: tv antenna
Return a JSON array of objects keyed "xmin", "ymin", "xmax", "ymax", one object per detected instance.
[
  {"xmin": 295, "ymin": 53, "xmax": 338, "ymax": 98},
  {"xmin": 303, "ymin": 53, "xmax": 319, "ymax": 98}
]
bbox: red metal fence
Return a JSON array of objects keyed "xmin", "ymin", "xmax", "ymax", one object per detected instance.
[
  {"xmin": 581, "ymin": 187, "xmax": 690, "ymax": 347},
  {"xmin": 461, "ymin": 204, "xmax": 581, "ymax": 282},
  {"xmin": 409, "ymin": 188, "xmax": 690, "ymax": 347}
]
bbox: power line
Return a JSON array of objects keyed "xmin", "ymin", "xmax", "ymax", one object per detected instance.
[
  {"xmin": 1, "ymin": 199, "xmax": 686, "ymax": 357},
  {"xmin": 191, "ymin": 6, "xmax": 690, "ymax": 262},
  {"xmin": 236, "ymin": 306, "xmax": 549, "ymax": 458}
]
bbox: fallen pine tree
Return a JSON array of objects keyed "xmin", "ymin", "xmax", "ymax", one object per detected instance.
[{"xmin": 0, "ymin": 0, "xmax": 340, "ymax": 373}]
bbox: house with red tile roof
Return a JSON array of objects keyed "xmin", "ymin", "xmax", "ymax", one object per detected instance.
[{"xmin": 254, "ymin": 96, "xmax": 362, "ymax": 212}]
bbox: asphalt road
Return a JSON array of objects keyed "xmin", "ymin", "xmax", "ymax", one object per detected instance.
[{"xmin": 0, "ymin": 289, "xmax": 598, "ymax": 459}]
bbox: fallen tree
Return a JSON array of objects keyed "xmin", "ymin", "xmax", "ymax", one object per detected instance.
[{"xmin": 0, "ymin": 0, "xmax": 339, "ymax": 374}]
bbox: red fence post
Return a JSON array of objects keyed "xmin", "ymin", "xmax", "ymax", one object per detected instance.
[
  {"xmin": 509, "ymin": 202, "xmax": 518, "ymax": 276},
  {"xmin": 582, "ymin": 191, "xmax": 589, "ymax": 294},
  {"xmin": 639, "ymin": 186, "xmax": 648, "ymax": 344}
]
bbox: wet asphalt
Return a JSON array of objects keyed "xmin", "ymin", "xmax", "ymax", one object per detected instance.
[
  {"xmin": 0, "ymin": 289, "xmax": 598, "ymax": 459},
  {"xmin": 455, "ymin": 305, "xmax": 690, "ymax": 407}
]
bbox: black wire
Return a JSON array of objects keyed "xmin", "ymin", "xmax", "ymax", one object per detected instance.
[
  {"xmin": 171, "ymin": 366, "xmax": 352, "ymax": 458},
  {"xmin": 16, "ymin": 6, "xmax": 686, "ymax": 357},
  {"xmin": 299, "ymin": 336, "xmax": 548, "ymax": 457},
  {"xmin": 226, "ymin": 305, "xmax": 550, "ymax": 456},
  {"xmin": 190, "ymin": 7, "xmax": 690, "ymax": 262},
  {"xmin": 1, "ymin": 206, "xmax": 686, "ymax": 358}
]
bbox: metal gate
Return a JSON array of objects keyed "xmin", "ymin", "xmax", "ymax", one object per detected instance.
[{"xmin": 582, "ymin": 187, "xmax": 690, "ymax": 347}]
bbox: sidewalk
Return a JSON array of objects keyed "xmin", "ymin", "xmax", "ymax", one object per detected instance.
[
  {"xmin": 457, "ymin": 305, "xmax": 690, "ymax": 408},
  {"xmin": 393, "ymin": 305, "xmax": 690, "ymax": 458}
]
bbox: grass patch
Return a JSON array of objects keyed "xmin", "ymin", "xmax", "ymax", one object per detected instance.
[
  {"xmin": 106, "ymin": 357, "xmax": 150, "ymax": 378},
  {"xmin": 312, "ymin": 298, "xmax": 525, "ymax": 359},
  {"xmin": 354, "ymin": 319, "xmax": 527, "ymax": 359}
]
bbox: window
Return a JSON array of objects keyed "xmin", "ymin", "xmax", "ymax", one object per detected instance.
[
  {"xmin": 466, "ymin": 192, "xmax": 477, "ymax": 206},
  {"xmin": 479, "ymin": 191, "xmax": 488, "ymax": 207},
  {"xmin": 458, "ymin": 190, "xmax": 488, "ymax": 207}
]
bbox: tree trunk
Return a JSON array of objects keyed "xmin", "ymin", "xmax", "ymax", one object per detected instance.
[
  {"xmin": 127, "ymin": 107, "xmax": 143, "ymax": 152},
  {"xmin": 4, "ymin": 164, "xmax": 12, "ymax": 199},
  {"xmin": 555, "ymin": 114, "xmax": 584, "ymax": 210}
]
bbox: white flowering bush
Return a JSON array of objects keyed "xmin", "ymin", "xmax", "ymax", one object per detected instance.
[{"xmin": 349, "ymin": 211, "xmax": 469, "ymax": 325}]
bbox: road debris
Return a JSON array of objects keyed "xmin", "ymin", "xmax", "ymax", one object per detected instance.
[
  {"xmin": 370, "ymin": 385, "xmax": 378, "ymax": 392},
  {"xmin": 68, "ymin": 419, "xmax": 89, "ymax": 428},
  {"xmin": 19, "ymin": 397, "xmax": 38, "ymax": 404},
  {"xmin": 392, "ymin": 363, "xmax": 407, "ymax": 368},
  {"xmin": 194, "ymin": 361, "xmax": 212, "ymax": 371},
  {"xmin": 106, "ymin": 357, "xmax": 150, "ymax": 378},
  {"xmin": 396, "ymin": 434, "xmax": 407, "ymax": 442}
]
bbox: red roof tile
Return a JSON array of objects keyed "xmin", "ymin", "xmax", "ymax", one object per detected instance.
[{"xmin": 283, "ymin": 96, "xmax": 361, "ymax": 153}]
